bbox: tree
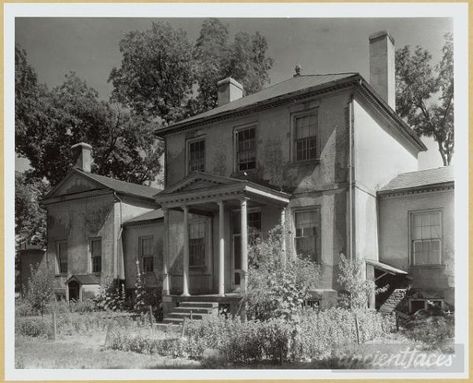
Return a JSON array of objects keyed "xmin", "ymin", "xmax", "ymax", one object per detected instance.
[
  {"xmin": 192, "ymin": 19, "xmax": 274, "ymax": 113},
  {"xmin": 15, "ymin": 55, "xmax": 163, "ymax": 185},
  {"xmin": 111, "ymin": 19, "xmax": 274, "ymax": 117},
  {"xmin": 15, "ymin": 171, "xmax": 49, "ymax": 249},
  {"xmin": 395, "ymin": 33, "xmax": 453, "ymax": 166},
  {"xmin": 25, "ymin": 264, "xmax": 54, "ymax": 316},
  {"xmin": 109, "ymin": 22, "xmax": 194, "ymax": 125}
]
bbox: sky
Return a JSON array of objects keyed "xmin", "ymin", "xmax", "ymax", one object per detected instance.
[{"xmin": 15, "ymin": 17, "xmax": 453, "ymax": 171}]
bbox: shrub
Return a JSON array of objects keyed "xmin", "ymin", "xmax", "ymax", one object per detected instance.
[
  {"xmin": 15, "ymin": 317, "xmax": 50, "ymax": 337},
  {"xmin": 15, "ymin": 298, "xmax": 37, "ymax": 317},
  {"xmin": 246, "ymin": 226, "xmax": 320, "ymax": 320},
  {"xmin": 24, "ymin": 264, "xmax": 54, "ymax": 316},
  {"xmin": 94, "ymin": 277, "xmax": 126, "ymax": 311},
  {"xmin": 403, "ymin": 315, "xmax": 454, "ymax": 350},
  {"xmin": 337, "ymin": 254, "xmax": 388, "ymax": 309}
]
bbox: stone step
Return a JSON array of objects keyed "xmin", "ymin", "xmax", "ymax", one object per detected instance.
[
  {"xmin": 173, "ymin": 307, "xmax": 214, "ymax": 315},
  {"xmin": 162, "ymin": 317, "xmax": 187, "ymax": 325},
  {"xmin": 167, "ymin": 312, "xmax": 207, "ymax": 320},
  {"xmin": 179, "ymin": 301, "xmax": 219, "ymax": 309},
  {"xmin": 154, "ymin": 322, "xmax": 181, "ymax": 331}
]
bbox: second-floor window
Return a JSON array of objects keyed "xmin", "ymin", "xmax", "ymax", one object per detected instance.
[
  {"xmin": 294, "ymin": 112, "xmax": 318, "ymax": 161},
  {"xmin": 236, "ymin": 126, "xmax": 256, "ymax": 171},
  {"xmin": 140, "ymin": 236, "xmax": 154, "ymax": 273},
  {"xmin": 188, "ymin": 139, "xmax": 205, "ymax": 173},
  {"xmin": 56, "ymin": 241, "xmax": 68, "ymax": 274},
  {"xmin": 411, "ymin": 210, "xmax": 442, "ymax": 265},
  {"xmin": 90, "ymin": 237, "xmax": 102, "ymax": 273}
]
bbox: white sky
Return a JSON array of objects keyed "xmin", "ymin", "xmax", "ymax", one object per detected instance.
[{"xmin": 15, "ymin": 17, "xmax": 453, "ymax": 171}]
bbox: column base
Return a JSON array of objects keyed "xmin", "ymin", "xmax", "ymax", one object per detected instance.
[{"xmin": 181, "ymin": 292, "xmax": 190, "ymax": 297}]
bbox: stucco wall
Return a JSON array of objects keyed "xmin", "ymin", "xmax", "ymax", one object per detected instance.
[
  {"xmin": 46, "ymin": 193, "xmax": 116, "ymax": 288},
  {"xmin": 378, "ymin": 188, "xmax": 454, "ymax": 304},
  {"xmin": 164, "ymin": 89, "xmax": 353, "ymax": 294},
  {"xmin": 352, "ymin": 96, "xmax": 419, "ymax": 262},
  {"xmin": 123, "ymin": 220, "xmax": 164, "ymax": 290},
  {"xmin": 165, "ymin": 89, "xmax": 350, "ymax": 193}
]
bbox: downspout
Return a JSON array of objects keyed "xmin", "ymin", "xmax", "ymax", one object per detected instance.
[
  {"xmin": 348, "ymin": 94, "xmax": 356, "ymax": 261},
  {"xmin": 113, "ymin": 191, "xmax": 124, "ymax": 280}
]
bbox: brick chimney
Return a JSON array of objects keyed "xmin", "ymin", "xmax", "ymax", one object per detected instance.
[
  {"xmin": 71, "ymin": 142, "xmax": 92, "ymax": 172},
  {"xmin": 217, "ymin": 77, "xmax": 243, "ymax": 106},
  {"xmin": 369, "ymin": 31, "xmax": 395, "ymax": 109}
]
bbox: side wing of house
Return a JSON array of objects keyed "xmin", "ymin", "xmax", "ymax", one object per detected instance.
[{"xmin": 352, "ymin": 94, "xmax": 421, "ymax": 262}]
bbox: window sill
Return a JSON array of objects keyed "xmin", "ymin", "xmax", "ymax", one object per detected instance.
[
  {"xmin": 290, "ymin": 159, "xmax": 320, "ymax": 167},
  {"xmin": 410, "ymin": 264, "xmax": 445, "ymax": 270}
]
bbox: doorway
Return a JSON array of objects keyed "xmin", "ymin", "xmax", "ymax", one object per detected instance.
[{"xmin": 68, "ymin": 281, "xmax": 80, "ymax": 301}]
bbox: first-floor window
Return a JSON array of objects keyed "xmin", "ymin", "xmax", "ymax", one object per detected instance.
[
  {"xmin": 90, "ymin": 237, "xmax": 102, "ymax": 273},
  {"xmin": 140, "ymin": 236, "xmax": 154, "ymax": 273},
  {"xmin": 189, "ymin": 221, "xmax": 206, "ymax": 268},
  {"xmin": 294, "ymin": 209, "xmax": 321, "ymax": 262},
  {"xmin": 56, "ymin": 241, "xmax": 68, "ymax": 274},
  {"xmin": 411, "ymin": 210, "xmax": 442, "ymax": 265}
]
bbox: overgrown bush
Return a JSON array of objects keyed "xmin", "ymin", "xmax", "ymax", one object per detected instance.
[
  {"xmin": 94, "ymin": 276, "xmax": 126, "ymax": 311},
  {"xmin": 403, "ymin": 315, "xmax": 454, "ymax": 350},
  {"xmin": 246, "ymin": 226, "xmax": 320, "ymax": 320},
  {"xmin": 337, "ymin": 254, "xmax": 388, "ymax": 309},
  {"xmin": 15, "ymin": 298, "xmax": 37, "ymax": 317},
  {"xmin": 24, "ymin": 264, "xmax": 54, "ymax": 316},
  {"xmin": 15, "ymin": 317, "xmax": 50, "ymax": 337}
]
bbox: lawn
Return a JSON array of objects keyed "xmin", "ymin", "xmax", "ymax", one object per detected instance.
[{"xmin": 15, "ymin": 334, "xmax": 201, "ymax": 369}]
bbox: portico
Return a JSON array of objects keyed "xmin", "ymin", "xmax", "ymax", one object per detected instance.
[{"xmin": 155, "ymin": 172, "xmax": 290, "ymax": 300}]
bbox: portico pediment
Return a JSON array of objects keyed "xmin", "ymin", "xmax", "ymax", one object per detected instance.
[{"xmin": 162, "ymin": 172, "xmax": 237, "ymax": 195}]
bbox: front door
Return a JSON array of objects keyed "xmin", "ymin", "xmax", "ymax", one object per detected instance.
[
  {"xmin": 68, "ymin": 281, "xmax": 80, "ymax": 301},
  {"xmin": 232, "ymin": 234, "xmax": 241, "ymax": 291}
]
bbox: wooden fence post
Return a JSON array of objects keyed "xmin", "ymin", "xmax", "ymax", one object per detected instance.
[
  {"xmin": 149, "ymin": 305, "xmax": 154, "ymax": 326},
  {"xmin": 51, "ymin": 312, "xmax": 57, "ymax": 341},
  {"xmin": 104, "ymin": 322, "xmax": 112, "ymax": 347},
  {"xmin": 354, "ymin": 313, "xmax": 360, "ymax": 344},
  {"xmin": 181, "ymin": 316, "xmax": 187, "ymax": 338}
]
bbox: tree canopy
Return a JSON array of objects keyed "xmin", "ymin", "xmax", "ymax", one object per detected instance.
[
  {"xmin": 111, "ymin": 19, "xmax": 274, "ymax": 117},
  {"xmin": 15, "ymin": 46, "xmax": 163, "ymax": 186},
  {"xmin": 395, "ymin": 33, "xmax": 454, "ymax": 166}
]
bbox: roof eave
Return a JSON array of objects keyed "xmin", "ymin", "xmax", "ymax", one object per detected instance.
[
  {"xmin": 357, "ymin": 80, "xmax": 427, "ymax": 152},
  {"xmin": 156, "ymin": 74, "xmax": 361, "ymax": 136},
  {"xmin": 377, "ymin": 181, "xmax": 455, "ymax": 196}
]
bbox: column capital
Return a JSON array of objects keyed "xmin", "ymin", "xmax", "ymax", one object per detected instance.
[
  {"xmin": 182, "ymin": 205, "xmax": 189, "ymax": 213},
  {"xmin": 239, "ymin": 196, "xmax": 249, "ymax": 204}
]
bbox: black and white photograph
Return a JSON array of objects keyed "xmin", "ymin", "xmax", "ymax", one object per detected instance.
[{"xmin": 4, "ymin": 2, "xmax": 469, "ymax": 380}]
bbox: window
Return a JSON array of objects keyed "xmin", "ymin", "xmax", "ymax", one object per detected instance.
[
  {"xmin": 188, "ymin": 139, "xmax": 205, "ymax": 173},
  {"xmin": 409, "ymin": 299, "xmax": 443, "ymax": 313},
  {"xmin": 140, "ymin": 236, "xmax": 154, "ymax": 273},
  {"xmin": 248, "ymin": 211, "xmax": 262, "ymax": 232},
  {"xmin": 90, "ymin": 238, "xmax": 102, "ymax": 273},
  {"xmin": 411, "ymin": 210, "xmax": 442, "ymax": 265},
  {"xmin": 294, "ymin": 112, "xmax": 317, "ymax": 161},
  {"xmin": 189, "ymin": 222, "xmax": 206, "ymax": 268},
  {"xmin": 236, "ymin": 126, "xmax": 256, "ymax": 171},
  {"xmin": 56, "ymin": 241, "xmax": 68, "ymax": 274},
  {"xmin": 294, "ymin": 209, "xmax": 321, "ymax": 262}
]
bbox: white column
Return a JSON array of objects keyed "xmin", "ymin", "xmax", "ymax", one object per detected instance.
[
  {"xmin": 218, "ymin": 201, "xmax": 225, "ymax": 296},
  {"xmin": 280, "ymin": 207, "xmax": 287, "ymax": 267},
  {"xmin": 240, "ymin": 198, "xmax": 248, "ymax": 294},
  {"xmin": 182, "ymin": 206, "xmax": 190, "ymax": 296},
  {"xmin": 162, "ymin": 208, "xmax": 170, "ymax": 295}
]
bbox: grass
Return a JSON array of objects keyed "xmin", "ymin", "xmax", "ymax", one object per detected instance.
[{"xmin": 15, "ymin": 334, "xmax": 200, "ymax": 369}]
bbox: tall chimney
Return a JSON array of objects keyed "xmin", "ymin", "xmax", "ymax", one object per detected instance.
[
  {"xmin": 71, "ymin": 142, "xmax": 92, "ymax": 172},
  {"xmin": 369, "ymin": 31, "xmax": 395, "ymax": 109},
  {"xmin": 217, "ymin": 77, "xmax": 243, "ymax": 106}
]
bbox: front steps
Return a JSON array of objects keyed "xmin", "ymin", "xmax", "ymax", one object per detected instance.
[
  {"xmin": 162, "ymin": 301, "xmax": 218, "ymax": 325},
  {"xmin": 379, "ymin": 288, "xmax": 408, "ymax": 314}
]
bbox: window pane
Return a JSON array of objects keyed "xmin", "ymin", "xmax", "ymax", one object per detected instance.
[
  {"xmin": 294, "ymin": 210, "xmax": 320, "ymax": 262},
  {"xmin": 58, "ymin": 242, "xmax": 67, "ymax": 274},
  {"xmin": 189, "ymin": 140, "xmax": 205, "ymax": 172},
  {"xmin": 189, "ymin": 222, "xmax": 206, "ymax": 267},
  {"xmin": 237, "ymin": 127, "xmax": 256, "ymax": 171}
]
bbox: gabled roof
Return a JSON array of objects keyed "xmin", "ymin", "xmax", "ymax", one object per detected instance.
[
  {"xmin": 43, "ymin": 168, "xmax": 161, "ymax": 203},
  {"xmin": 161, "ymin": 73, "xmax": 357, "ymax": 131},
  {"xmin": 124, "ymin": 209, "xmax": 164, "ymax": 225},
  {"xmin": 156, "ymin": 73, "xmax": 426, "ymax": 151},
  {"xmin": 379, "ymin": 166, "xmax": 454, "ymax": 194}
]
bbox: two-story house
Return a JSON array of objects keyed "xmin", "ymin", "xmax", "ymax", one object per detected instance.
[
  {"xmin": 40, "ymin": 143, "xmax": 161, "ymax": 301},
  {"xmin": 34, "ymin": 30, "xmax": 454, "ymax": 317},
  {"xmin": 154, "ymin": 31, "xmax": 449, "ymax": 316}
]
